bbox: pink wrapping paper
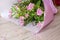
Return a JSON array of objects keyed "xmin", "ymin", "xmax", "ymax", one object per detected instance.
[{"xmin": 43, "ymin": 0, "xmax": 57, "ymax": 27}]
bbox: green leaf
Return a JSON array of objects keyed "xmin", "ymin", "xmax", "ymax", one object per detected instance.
[
  {"xmin": 30, "ymin": 0, "xmax": 39, "ymax": 4},
  {"xmin": 36, "ymin": 0, "xmax": 41, "ymax": 8},
  {"xmin": 11, "ymin": 6, "xmax": 16, "ymax": 13},
  {"xmin": 12, "ymin": 13, "xmax": 20, "ymax": 19}
]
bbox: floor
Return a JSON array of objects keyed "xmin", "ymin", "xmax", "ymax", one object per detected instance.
[{"xmin": 0, "ymin": 7, "xmax": 60, "ymax": 40}]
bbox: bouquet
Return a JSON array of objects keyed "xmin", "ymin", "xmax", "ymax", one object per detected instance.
[
  {"xmin": 9, "ymin": 0, "xmax": 44, "ymax": 27},
  {"xmin": 8, "ymin": 0, "xmax": 57, "ymax": 33}
]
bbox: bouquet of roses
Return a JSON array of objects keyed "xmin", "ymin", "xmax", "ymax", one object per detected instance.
[{"xmin": 9, "ymin": 0, "xmax": 44, "ymax": 27}]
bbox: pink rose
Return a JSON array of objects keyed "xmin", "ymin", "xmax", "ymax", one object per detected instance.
[
  {"xmin": 25, "ymin": 14, "xmax": 29, "ymax": 18},
  {"xmin": 37, "ymin": 8, "xmax": 43, "ymax": 16},
  {"xmin": 17, "ymin": 0, "xmax": 22, "ymax": 2},
  {"xmin": 36, "ymin": 21, "xmax": 42, "ymax": 27},
  {"xmin": 26, "ymin": 3, "xmax": 34, "ymax": 10},
  {"xmin": 9, "ymin": 10, "xmax": 12, "ymax": 13},
  {"xmin": 19, "ymin": 16, "xmax": 25, "ymax": 26},
  {"xmin": 15, "ymin": 6, "xmax": 19, "ymax": 10},
  {"xmin": 20, "ymin": 20, "xmax": 24, "ymax": 26},
  {"xmin": 20, "ymin": 16, "xmax": 25, "ymax": 20},
  {"xmin": 9, "ymin": 10, "xmax": 12, "ymax": 18}
]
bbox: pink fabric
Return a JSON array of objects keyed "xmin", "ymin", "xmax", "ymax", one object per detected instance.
[{"xmin": 42, "ymin": 0, "xmax": 57, "ymax": 27}]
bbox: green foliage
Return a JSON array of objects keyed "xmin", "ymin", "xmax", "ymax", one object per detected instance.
[{"xmin": 11, "ymin": 0, "xmax": 44, "ymax": 25}]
